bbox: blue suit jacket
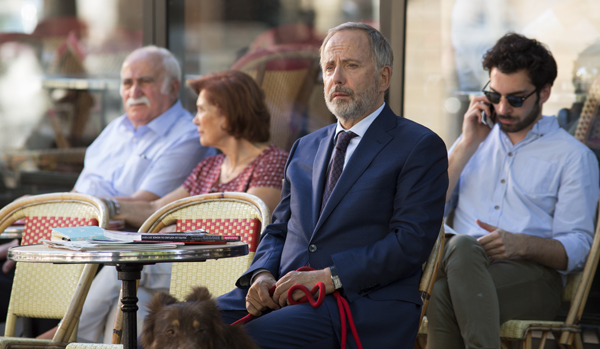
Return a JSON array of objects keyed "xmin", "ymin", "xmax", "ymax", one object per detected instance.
[{"xmin": 219, "ymin": 105, "xmax": 448, "ymax": 347}]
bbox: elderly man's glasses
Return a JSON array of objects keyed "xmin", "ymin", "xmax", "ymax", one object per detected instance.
[{"xmin": 481, "ymin": 81, "xmax": 538, "ymax": 108}]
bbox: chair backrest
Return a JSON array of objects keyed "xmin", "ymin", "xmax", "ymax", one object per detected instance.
[
  {"xmin": 418, "ymin": 225, "xmax": 445, "ymax": 322},
  {"xmin": 574, "ymin": 74, "xmax": 600, "ymax": 149},
  {"xmin": 0, "ymin": 192, "xmax": 108, "ymax": 342},
  {"xmin": 558, "ymin": 196, "xmax": 600, "ymax": 343},
  {"xmin": 231, "ymin": 44, "xmax": 321, "ymax": 151},
  {"xmin": 137, "ymin": 192, "xmax": 270, "ymax": 300}
]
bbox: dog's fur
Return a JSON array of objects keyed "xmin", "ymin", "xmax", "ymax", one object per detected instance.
[{"xmin": 141, "ymin": 286, "xmax": 258, "ymax": 349}]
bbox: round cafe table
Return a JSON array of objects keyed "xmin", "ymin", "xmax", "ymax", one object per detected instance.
[{"xmin": 8, "ymin": 242, "xmax": 249, "ymax": 349}]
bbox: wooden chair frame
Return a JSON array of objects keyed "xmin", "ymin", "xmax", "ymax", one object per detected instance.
[
  {"xmin": 419, "ymin": 225, "xmax": 445, "ymax": 323},
  {"xmin": 0, "ymin": 193, "xmax": 108, "ymax": 348}
]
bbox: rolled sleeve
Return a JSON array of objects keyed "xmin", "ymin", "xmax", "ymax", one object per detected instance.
[{"xmin": 552, "ymin": 149, "xmax": 599, "ymax": 275}]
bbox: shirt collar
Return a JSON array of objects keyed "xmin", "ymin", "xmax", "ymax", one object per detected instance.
[
  {"xmin": 334, "ymin": 102, "xmax": 385, "ymax": 139},
  {"xmin": 528, "ymin": 115, "xmax": 557, "ymax": 136},
  {"xmin": 119, "ymin": 100, "xmax": 183, "ymax": 136}
]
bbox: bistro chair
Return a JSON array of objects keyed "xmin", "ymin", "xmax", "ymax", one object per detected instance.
[
  {"xmin": 231, "ymin": 44, "xmax": 321, "ymax": 152},
  {"xmin": 0, "ymin": 193, "xmax": 108, "ymax": 348},
  {"xmin": 107, "ymin": 192, "xmax": 270, "ymax": 345},
  {"xmin": 150, "ymin": 192, "xmax": 269, "ymax": 301}
]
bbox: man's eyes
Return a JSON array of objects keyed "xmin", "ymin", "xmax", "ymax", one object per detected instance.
[{"xmin": 121, "ymin": 78, "xmax": 155, "ymax": 87}]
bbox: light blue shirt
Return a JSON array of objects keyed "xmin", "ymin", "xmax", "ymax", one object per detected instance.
[
  {"xmin": 74, "ymin": 101, "xmax": 215, "ymax": 197},
  {"xmin": 446, "ymin": 116, "xmax": 599, "ymax": 275}
]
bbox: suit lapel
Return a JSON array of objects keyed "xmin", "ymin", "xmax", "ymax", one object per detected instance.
[
  {"xmin": 311, "ymin": 126, "xmax": 336, "ymax": 228},
  {"xmin": 313, "ymin": 106, "xmax": 396, "ymax": 235}
]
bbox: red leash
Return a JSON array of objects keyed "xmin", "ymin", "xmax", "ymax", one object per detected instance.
[{"xmin": 231, "ymin": 267, "xmax": 363, "ymax": 349}]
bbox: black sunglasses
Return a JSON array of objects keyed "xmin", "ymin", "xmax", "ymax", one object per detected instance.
[{"xmin": 481, "ymin": 81, "xmax": 538, "ymax": 108}]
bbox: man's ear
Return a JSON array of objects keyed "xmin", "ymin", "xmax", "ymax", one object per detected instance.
[
  {"xmin": 378, "ymin": 66, "xmax": 392, "ymax": 93},
  {"xmin": 539, "ymin": 84, "xmax": 552, "ymax": 104},
  {"xmin": 169, "ymin": 79, "xmax": 181, "ymax": 97}
]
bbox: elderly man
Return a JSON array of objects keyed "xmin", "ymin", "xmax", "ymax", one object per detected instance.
[
  {"xmin": 216, "ymin": 22, "xmax": 448, "ymax": 349},
  {"xmin": 426, "ymin": 34, "xmax": 599, "ymax": 349},
  {"xmin": 23, "ymin": 45, "xmax": 213, "ymax": 342},
  {"xmin": 74, "ymin": 45, "xmax": 213, "ymax": 199}
]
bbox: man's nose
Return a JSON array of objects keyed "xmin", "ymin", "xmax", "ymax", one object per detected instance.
[
  {"xmin": 130, "ymin": 82, "xmax": 144, "ymax": 98},
  {"xmin": 332, "ymin": 66, "xmax": 345, "ymax": 85},
  {"xmin": 496, "ymin": 97, "xmax": 512, "ymax": 116}
]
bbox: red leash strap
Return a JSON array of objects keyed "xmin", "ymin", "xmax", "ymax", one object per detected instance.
[{"xmin": 231, "ymin": 267, "xmax": 363, "ymax": 349}]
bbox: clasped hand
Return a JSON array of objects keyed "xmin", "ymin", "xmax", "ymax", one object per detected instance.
[
  {"xmin": 245, "ymin": 269, "xmax": 335, "ymax": 316},
  {"xmin": 476, "ymin": 220, "xmax": 523, "ymax": 260}
]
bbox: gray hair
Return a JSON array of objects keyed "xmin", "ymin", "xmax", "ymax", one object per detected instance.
[
  {"xmin": 320, "ymin": 22, "xmax": 393, "ymax": 73},
  {"xmin": 121, "ymin": 45, "xmax": 182, "ymax": 95}
]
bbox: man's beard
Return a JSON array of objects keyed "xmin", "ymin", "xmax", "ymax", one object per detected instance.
[
  {"xmin": 325, "ymin": 77, "xmax": 379, "ymax": 124},
  {"xmin": 498, "ymin": 95, "xmax": 541, "ymax": 133}
]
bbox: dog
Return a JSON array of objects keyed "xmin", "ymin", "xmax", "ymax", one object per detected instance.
[{"xmin": 141, "ymin": 286, "xmax": 258, "ymax": 349}]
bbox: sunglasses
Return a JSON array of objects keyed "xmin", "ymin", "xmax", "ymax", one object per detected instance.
[{"xmin": 481, "ymin": 81, "xmax": 538, "ymax": 108}]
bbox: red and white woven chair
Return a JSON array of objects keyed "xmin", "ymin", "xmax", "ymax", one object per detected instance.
[{"xmin": 0, "ymin": 193, "xmax": 108, "ymax": 348}]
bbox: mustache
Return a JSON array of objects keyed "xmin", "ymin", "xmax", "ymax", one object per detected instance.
[
  {"xmin": 328, "ymin": 86, "xmax": 355, "ymax": 101},
  {"xmin": 126, "ymin": 96, "xmax": 151, "ymax": 107},
  {"xmin": 496, "ymin": 113, "xmax": 518, "ymax": 121}
]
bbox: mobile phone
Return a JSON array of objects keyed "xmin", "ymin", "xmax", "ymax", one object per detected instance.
[{"xmin": 481, "ymin": 103, "xmax": 496, "ymax": 129}]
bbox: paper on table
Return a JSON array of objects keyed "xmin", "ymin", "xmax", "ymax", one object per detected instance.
[{"xmin": 41, "ymin": 239, "xmax": 183, "ymax": 251}]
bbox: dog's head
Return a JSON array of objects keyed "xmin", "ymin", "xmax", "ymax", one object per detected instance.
[{"xmin": 141, "ymin": 286, "xmax": 229, "ymax": 349}]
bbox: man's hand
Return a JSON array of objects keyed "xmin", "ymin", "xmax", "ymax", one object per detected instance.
[
  {"xmin": 272, "ymin": 268, "xmax": 335, "ymax": 308},
  {"xmin": 246, "ymin": 271, "xmax": 279, "ymax": 316},
  {"xmin": 461, "ymin": 95, "xmax": 494, "ymax": 148},
  {"xmin": 476, "ymin": 220, "xmax": 524, "ymax": 260},
  {"xmin": 0, "ymin": 239, "xmax": 19, "ymax": 274}
]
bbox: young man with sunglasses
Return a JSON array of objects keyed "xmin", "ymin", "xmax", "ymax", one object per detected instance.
[{"xmin": 427, "ymin": 33, "xmax": 599, "ymax": 349}]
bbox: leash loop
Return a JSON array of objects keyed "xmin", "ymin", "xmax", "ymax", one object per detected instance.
[{"xmin": 231, "ymin": 267, "xmax": 363, "ymax": 349}]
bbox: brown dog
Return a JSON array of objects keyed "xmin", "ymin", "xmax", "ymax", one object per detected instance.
[{"xmin": 141, "ymin": 286, "xmax": 258, "ymax": 349}]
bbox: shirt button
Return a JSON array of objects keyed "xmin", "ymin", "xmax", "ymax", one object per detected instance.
[
  {"xmin": 500, "ymin": 179, "xmax": 505, "ymax": 184},
  {"xmin": 494, "ymin": 205, "xmax": 500, "ymax": 210},
  {"xmin": 508, "ymin": 152, "xmax": 513, "ymax": 156},
  {"xmin": 308, "ymin": 244, "xmax": 317, "ymax": 253}
]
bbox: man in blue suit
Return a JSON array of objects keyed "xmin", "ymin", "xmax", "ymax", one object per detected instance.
[{"xmin": 218, "ymin": 22, "xmax": 449, "ymax": 348}]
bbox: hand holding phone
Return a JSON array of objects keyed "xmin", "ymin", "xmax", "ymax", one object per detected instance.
[{"xmin": 481, "ymin": 103, "xmax": 495, "ymax": 129}]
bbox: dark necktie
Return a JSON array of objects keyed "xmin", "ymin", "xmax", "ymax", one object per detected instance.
[{"xmin": 321, "ymin": 131, "xmax": 358, "ymax": 212}]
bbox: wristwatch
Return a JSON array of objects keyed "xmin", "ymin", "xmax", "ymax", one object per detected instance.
[{"xmin": 329, "ymin": 265, "xmax": 343, "ymax": 290}]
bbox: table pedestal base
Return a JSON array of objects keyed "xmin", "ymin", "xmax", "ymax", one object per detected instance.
[{"xmin": 117, "ymin": 264, "xmax": 143, "ymax": 349}]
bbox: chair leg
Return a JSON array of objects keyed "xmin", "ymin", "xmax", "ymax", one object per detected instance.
[
  {"xmin": 500, "ymin": 339, "xmax": 512, "ymax": 349},
  {"xmin": 525, "ymin": 332, "xmax": 532, "ymax": 349},
  {"xmin": 537, "ymin": 332, "xmax": 548, "ymax": 349},
  {"xmin": 414, "ymin": 334, "xmax": 427, "ymax": 349},
  {"xmin": 4, "ymin": 314, "xmax": 17, "ymax": 337},
  {"xmin": 573, "ymin": 333, "xmax": 583, "ymax": 349}
]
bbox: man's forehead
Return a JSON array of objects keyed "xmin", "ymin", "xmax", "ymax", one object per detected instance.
[
  {"xmin": 489, "ymin": 68, "xmax": 534, "ymax": 92},
  {"xmin": 121, "ymin": 55, "xmax": 163, "ymax": 79},
  {"xmin": 322, "ymin": 30, "xmax": 370, "ymax": 61}
]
